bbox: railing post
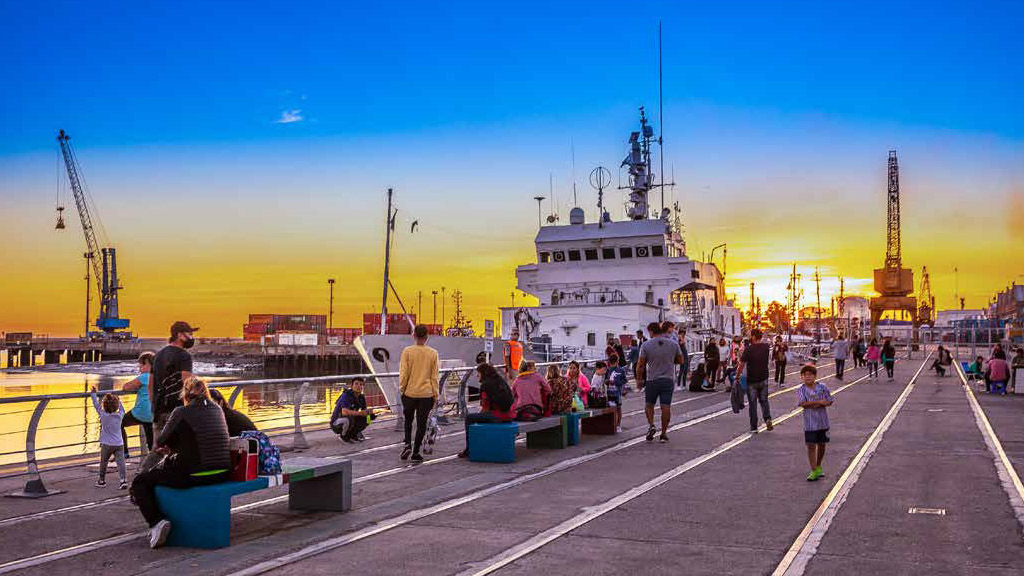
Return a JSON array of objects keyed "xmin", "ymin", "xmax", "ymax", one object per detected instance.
[
  {"xmin": 292, "ymin": 382, "xmax": 310, "ymax": 451},
  {"xmin": 227, "ymin": 385, "xmax": 244, "ymax": 408},
  {"xmin": 456, "ymin": 370, "xmax": 473, "ymax": 417},
  {"xmin": 6, "ymin": 399, "xmax": 66, "ymax": 498},
  {"xmin": 435, "ymin": 372, "xmax": 452, "ymax": 424}
]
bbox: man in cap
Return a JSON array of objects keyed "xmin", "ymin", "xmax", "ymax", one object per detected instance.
[{"xmin": 148, "ymin": 321, "xmax": 198, "ymax": 438}]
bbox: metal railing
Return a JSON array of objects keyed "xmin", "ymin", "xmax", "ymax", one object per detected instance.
[{"xmin": 0, "ymin": 359, "xmax": 588, "ymax": 497}]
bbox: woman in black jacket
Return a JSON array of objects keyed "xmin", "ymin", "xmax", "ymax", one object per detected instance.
[
  {"xmin": 705, "ymin": 338, "xmax": 721, "ymax": 386},
  {"xmin": 458, "ymin": 363, "xmax": 515, "ymax": 459},
  {"xmin": 131, "ymin": 376, "xmax": 231, "ymax": 549}
]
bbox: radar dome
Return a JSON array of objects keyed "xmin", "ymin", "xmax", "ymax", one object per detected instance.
[{"xmin": 569, "ymin": 207, "xmax": 585, "ymax": 225}]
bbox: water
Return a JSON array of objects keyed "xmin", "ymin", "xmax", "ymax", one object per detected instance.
[{"xmin": 0, "ymin": 361, "xmax": 346, "ymax": 467}]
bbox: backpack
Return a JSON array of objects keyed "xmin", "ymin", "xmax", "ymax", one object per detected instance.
[
  {"xmin": 239, "ymin": 430, "xmax": 281, "ymax": 475},
  {"xmin": 515, "ymin": 403, "xmax": 544, "ymax": 422}
]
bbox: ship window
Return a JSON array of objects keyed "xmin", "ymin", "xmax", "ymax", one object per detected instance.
[
  {"xmin": 552, "ymin": 251, "xmax": 566, "ymax": 263},
  {"xmin": 619, "ymin": 247, "xmax": 633, "ymax": 259},
  {"xmin": 602, "ymin": 247, "xmax": 616, "ymax": 259},
  {"xmin": 635, "ymin": 246, "xmax": 650, "ymax": 258},
  {"xmin": 568, "ymin": 249, "xmax": 582, "ymax": 262},
  {"xmin": 651, "ymin": 245, "xmax": 665, "ymax": 257},
  {"xmin": 540, "ymin": 252, "xmax": 550, "ymax": 263},
  {"xmin": 584, "ymin": 249, "xmax": 599, "ymax": 261},
  {"xmin": 587, "ymin": 332, "xmax": 596, "ymax": 347}
]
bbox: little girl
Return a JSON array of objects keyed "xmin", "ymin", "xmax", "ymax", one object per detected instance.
[{"xmin": 90, "ymin": 386, "xmax": 127, "ymax": 489}]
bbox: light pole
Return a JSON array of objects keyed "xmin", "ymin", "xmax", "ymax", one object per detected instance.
[
  {"xmin": 533, "ymin": 196, "xmax": 545, "ymax": 228},
  {"xmin": 327, "ymin": 278, "xmax": 336, "ymax": 332},
  {"xmin": 441, "ymin": 286, "xmax": 446, "ymax": 329},
  {"xmin": 431, "ymin": 290, "xmax": 438, "ymax": 325}
]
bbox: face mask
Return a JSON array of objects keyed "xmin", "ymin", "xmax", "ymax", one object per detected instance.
[{"xmin": 182, "ymin": 335, "xmax": 195, "ymax": 349}]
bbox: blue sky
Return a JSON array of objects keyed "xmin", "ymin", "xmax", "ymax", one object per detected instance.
[{"xmin": 2, "ymin": 1, "xmax": 1022, "ymax": 335}]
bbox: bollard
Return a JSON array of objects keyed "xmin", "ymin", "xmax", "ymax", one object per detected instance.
[
  {"xmin": 6, "ymin": 399, "xmax": 66, "ymax": 498},
  {"xmin": 292, "ymin": 382, "xmax": 310, "ymax": 451}
]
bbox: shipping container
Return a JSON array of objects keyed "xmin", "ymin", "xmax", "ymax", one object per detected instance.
[{"xmin": 249, "ymin": 314, "xmax": 275, "ymax": 323}]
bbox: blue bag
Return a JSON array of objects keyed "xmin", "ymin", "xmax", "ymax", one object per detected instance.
[{"xmin": 239, "ymin": 430, "xmax": 282, "ymax": 475}]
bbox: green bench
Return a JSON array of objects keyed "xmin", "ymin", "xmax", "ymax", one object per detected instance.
[{"xmin": 154, "ymin": 456, "xmax": 351, "ymax": 548}]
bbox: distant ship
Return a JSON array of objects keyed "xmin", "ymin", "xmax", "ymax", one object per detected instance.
[{"xmin": 500, "ymin": 108, "xmax": 741, "ymax": 359}]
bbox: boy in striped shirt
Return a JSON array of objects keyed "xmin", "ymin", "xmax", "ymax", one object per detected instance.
[{"xmin": 796, "ymin": 364, "xmax": 833, "ymax": 481}]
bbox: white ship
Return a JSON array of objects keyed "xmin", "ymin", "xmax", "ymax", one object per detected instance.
[{"xmin": 500, "ymin": 108, "xmax": 742, "ymax": 359}]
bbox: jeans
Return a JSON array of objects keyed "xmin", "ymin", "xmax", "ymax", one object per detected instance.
[
  {"xmin": 131, "ymin": 458, "xmax": 229, "ymax": 527},
  {"xmin": 402, "ymin": 395, "xmax": 435, "ymax": 453},
  {"xmin": 121, "ymin": 411, "xmax": 153, "ymax": 458},
  {"xmin": 334, "ymin": 415, "xmax": 368, "ymax": 440},
  {"xmin": 99, "ymin": 444, "xmax": 126, "ymax": 482},
  {"xmin": 835, "ymin": 359, "xmax": 846, "ymax": 379},
  {"xmin": 677, "ymin": 360, "xmax": 690, "ymax": 387},
  {"xmin": 774, "ymin": 361, "xmax": 787, "ymax": 384},
  {"xmin": 868, "ymin": 361, "xmax": 879, "ymax": 378},
  {"xmin": 746, "ymin": 379, "xmax": 772, "ymax": 430}
]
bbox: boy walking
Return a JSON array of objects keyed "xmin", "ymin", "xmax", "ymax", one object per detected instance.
[{"xmin": 796, "ymin": 365, "xmax": 833, "ymax": 481}]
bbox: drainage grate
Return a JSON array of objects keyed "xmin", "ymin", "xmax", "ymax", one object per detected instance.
[{"xmin": 908, "ymin": 507, "xmax": 947, "ymax": 515}]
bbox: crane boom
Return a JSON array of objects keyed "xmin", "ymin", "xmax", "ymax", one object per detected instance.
[
  {"xmin": 57, "ymin": 130, "xmax": 103, "ymax": 297},
  {"xmin": 57, "ymin": 130, "xmax": 130, "ymax": 335}
]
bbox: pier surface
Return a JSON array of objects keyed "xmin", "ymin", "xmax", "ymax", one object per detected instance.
[{"xmin": 2, "ymin": 355, "xmax": 1023, "ymax": 575}]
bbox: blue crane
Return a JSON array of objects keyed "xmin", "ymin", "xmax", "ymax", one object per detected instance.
[{"xmin": 56, "ymin": 130, "xmax": 131, "ymax": 338}]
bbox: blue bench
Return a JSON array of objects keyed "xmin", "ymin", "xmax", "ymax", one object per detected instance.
[
  {"xmin": 468, "ymin": 416, "xmax": 567, "ymax": 463},
  {"xmin": 154, "ymin": 456, "xmax": 351, "ymax": 548}
]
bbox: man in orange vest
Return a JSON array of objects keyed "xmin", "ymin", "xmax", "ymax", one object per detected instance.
[{"xmin": 504, "ymin": 330, "xmax": 524, "ymax": 380}]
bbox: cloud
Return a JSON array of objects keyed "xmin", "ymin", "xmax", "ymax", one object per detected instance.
[{"xmin": 274, "ymin": 109, "xmax": 303, "ymax": 124}]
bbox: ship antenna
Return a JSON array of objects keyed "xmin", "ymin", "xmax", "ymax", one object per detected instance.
[
  {"xmin": 571, "ymin": 139, "xmax": 578, "ymax": 207},
  {"xmin": 658, "ymin": 20, "xmax": 665, "ymax": 215}
]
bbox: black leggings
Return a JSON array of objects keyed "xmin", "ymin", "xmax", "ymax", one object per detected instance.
[
  {"xmin": 884, "ymin": 360, "xmax": 895, "ymax": 378},
  {"xmin": 121, "ymin": 411, "xmax": 153, "ymax": 457},
  {"xmin": 774, "ymin": 361, "xmax": 787, "ymax": 384},
  {"xmin": 402, "ymin": 395, "xmax": 435, "ymax": 453},
  {"xmin": 464, "ymin": 411, "xmax": 506, "ymax": 453},
  {"xmin": 706, "ymin": 360, "xmax": 720, "ymax": 385}
]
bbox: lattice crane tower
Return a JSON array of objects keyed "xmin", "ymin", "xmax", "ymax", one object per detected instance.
[{"xmin": 870, "ymin": 150, "xmax": 917, "ymax": 339}]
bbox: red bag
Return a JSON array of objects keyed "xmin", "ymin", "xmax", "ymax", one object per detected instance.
[{"xmin": 231, "ymin": 437, "xmax": 259, "ymax": 481}]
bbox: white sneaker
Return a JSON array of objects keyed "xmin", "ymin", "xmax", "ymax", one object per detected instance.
[
  {"xmin": 149, "ymin": 519, "xmax": 172, "ymax": 549},
  {"xmin": 615, "ymin": 426, "xmax": 622, "ymax": 433}
]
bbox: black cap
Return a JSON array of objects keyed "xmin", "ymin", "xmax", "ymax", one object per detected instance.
[{"xmin": 170, "ymin": 321, "xmax": 200, "ymax": 338}]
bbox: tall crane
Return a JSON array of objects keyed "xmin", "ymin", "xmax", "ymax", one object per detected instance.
[
  {"xmin": 870, "ymin": 150, "xmax": 916, "ymax": 338},
  {"xmin": 918, "ymin": 266, "xmax": 935, "ymax": 327},
  {"xmin": 56, "ymin": 130, "xmax": 131, "ymax": 338}
]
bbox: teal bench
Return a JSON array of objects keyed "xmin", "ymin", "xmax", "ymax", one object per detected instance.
[
  {"xmin": 154, "ymin": 456, "xmax": 351, "ymax": 548},
  {"xmin": 566, "ymin": 407, "xmax": 617, "ymax": 444},
  {"xmin": 468, "ymin": 416, "xmax": 567, "ymax": 463}
]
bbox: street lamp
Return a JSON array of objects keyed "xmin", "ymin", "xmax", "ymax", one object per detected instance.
[
  {"xmin": 431, "ymin": 290, "xmax": 438, "ymax": 325},
  {"xmin": 327, "ymin": 278, "xmax": 336, "ymax": 332}
]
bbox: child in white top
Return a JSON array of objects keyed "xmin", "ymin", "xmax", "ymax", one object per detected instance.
[{"xmin": 90, "ymin": 387, "xmax": 127, "ymax": 489}]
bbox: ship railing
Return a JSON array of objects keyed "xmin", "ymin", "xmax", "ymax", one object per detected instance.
[{"xmin": 0, "ymin": 360, "xmax": 579, "ymax": 497}]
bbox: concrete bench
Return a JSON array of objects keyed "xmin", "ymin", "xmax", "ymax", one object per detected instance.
[
  {"xmin": 468, "ymin": 416, "xmax": 567, "ymax": 463},
  {"xmin": 154, "ymin": 456, "xmax": 352, "ymax": 548},
  {"xmin": 566, "ymin": 407, "xmax": 617, "ymax": 444}
]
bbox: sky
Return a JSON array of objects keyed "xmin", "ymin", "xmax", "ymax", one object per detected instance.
[{"xmin": 1, "ymin": 1, "xmax": 1022, "ymax": 337}]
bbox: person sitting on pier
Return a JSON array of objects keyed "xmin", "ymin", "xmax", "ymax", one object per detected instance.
[
  {"xmin": 132, "ymin": 376, "xmax": 231, "ymax": 549},
  {"xmin": 208, "ymin": 388, "xmax": 258, "ymax": 436},
  {"xmin": 330, "ymin": 377, "xmax": 375, "ymax": 443},
  {"xmin": 511, "ymin": 360, "xmax": 550, "ymax": 421},
  {"xmin": 930, "ymin": 346, "xmax": 953, "ymax": 377},
  {"xmin": 458, "ymin": 363, "xmax": 515, "ymax": 458},
  {"xmin": 986, "ymin": 354, "xmax": 1011, "ymax": 395},
  {"xmin": 121, "ymin": 351, "xmax": 155, "ymax": 459},
  {"xmin": 546, "ymin": 364, "xmax": 577, "ymax": 414},
  {"xmin": 566, "ymin": 361, "xmax": 591, "ymax": 407}
]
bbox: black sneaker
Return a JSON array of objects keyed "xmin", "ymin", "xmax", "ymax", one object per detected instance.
[
  {"xmin": 411, "ymin": 452, "xmax": 424, "ymax": 463},
  {"xmin": 400, "ymin": 445, "xmax": 412, "ymax": 460},
  {"xmin": 119, "ymin": 481, "xmax": 128, "ymax": 490},
  {"xmin": 356, "ymin": 433, "xmax": 366, "ymax": 442},
  {"xmin": 646, "ymin": 426, "xmax": 657, "ymax": 442},
  {"xmin": 95, "ymin": 479, "xmax": 107, "ymax": 488},
  {"xmin": 457, "ymin": 449, "xmax": 469, "ymax": 459},
  {"xmin": 659, "ymin": 433, "xmax": 668, "ymax": 443},
  {"xmin": 341, "ymin": 436, "xmax": 354, "ymax": 444}
]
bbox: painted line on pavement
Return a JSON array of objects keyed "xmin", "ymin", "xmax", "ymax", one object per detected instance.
[
  {"xmin": 954, "ymin": 361, "xmax": 1024, "ymax": 536},
  {"xmin": 226, "ymin": 371, "xmax": 841, "ymax": 576},
  {"xmin": 772, "ymin": 353, "xmax": 931, "ymax": 576},
  {"xmin": 454, "ymin": 373, "xmax": 871, "ymax": 576}
]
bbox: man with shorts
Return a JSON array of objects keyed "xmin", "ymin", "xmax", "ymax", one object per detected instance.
[{"xmin": 636, "ymin": 322, "xmax": 684, "ymax": 443}]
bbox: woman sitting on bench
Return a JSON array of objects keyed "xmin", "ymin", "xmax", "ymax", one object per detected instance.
[
  {"xmin": 458, "ymin": 363, "xmax": 515, "ymax": 458},
  {"xmin": 131, "ymin": 376, "xmax": 231, "ymax": 549}
]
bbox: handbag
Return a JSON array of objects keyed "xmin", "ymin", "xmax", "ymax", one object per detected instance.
[{"xmin": 571, "ymin": 393, "xmax": 585, "ymax": 412}]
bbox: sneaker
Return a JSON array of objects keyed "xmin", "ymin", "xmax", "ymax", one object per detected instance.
[
  {"xmin": 815, "ymin": 466, "xmax": 824, "ymax": 477},
  {"xmin": 411, "ymin": 452, "xmax": 424, "ymax": 462},
  {"xmin": 765, "ymin": 420, "xmax": 774, "ymax": 431},
  {"xmin": 356, "ymin": 433, "xmax": 367, "ymax": 442},
  {"xmin": 149, "ymin": 519, "xmax": 172, "ymax": 549},
  {"xmin": 400, "ymin": 445, "xmax": 412, "ymax": 460},
  {"xmin": 341, "ymin": 436, "xmax": 354, "ymax": 444},
  {"xmin": 95, "ymin": 480, "xmax": 107, "ymax": 488},
  {"xmin": 119, "ymin": 481, "xmax": 128, "ymax": 490},
  {"xmin": 806, "ymin": 469, "xmax": 821, "ymax": 482},
  {"xmin": 659, "ymin": 433, "xmax": 668, "ymax": 443},
  {"xmin": 457, "ymin": 449, "xmax": 469, "ymax": 459},
  {"xmin": 615, "ymin": 426, "xmax": 623, "ymax": 433},
  {"xmin": 646, "ymin": 426, "xmax": 657, "ymax": 442},
  {"xmin": 750, "ymin": 428, "xmax": 759, "ymax": 435}
]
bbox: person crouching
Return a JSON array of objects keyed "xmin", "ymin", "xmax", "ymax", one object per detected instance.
[{"xmin": 331, "ymin": 377, "xmax": 375, "ymax": 443}]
